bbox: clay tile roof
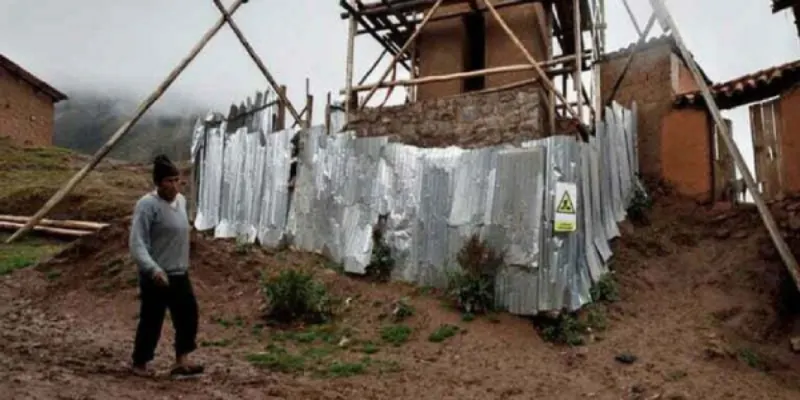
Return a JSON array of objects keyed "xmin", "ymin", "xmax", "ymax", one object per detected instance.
[
  {"xmin": 673, "ymin": 59, "xmax": 800, "ymax": 110},
  {"xmin": 0, "ymin": 53, "xmax": 68, "ymax": 103},
  {"xmin": 601, "ymin": 34, "xmax": 713, "ymax": 85}
]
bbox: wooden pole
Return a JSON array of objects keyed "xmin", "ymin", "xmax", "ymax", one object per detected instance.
[
  {"xmin": 621, "ymin": 0, "xmax": 642, "ymax": 36},
  {"xmin": 0, "ymin": 221, "xmax": 94, "ymax": 239},
  {"xmin": 212, "ymin": 0, "xmax": 303, "ymax": 126},
  {"xmin": 346, "ymin": 54, "xmax": 582, "ymax": 93},
  {"xmin": 483, "ymin": 0, "xmax": 581, "ymax": 122},
  {"xmin": 325, "ymin": 92, "xmax": 332, "ymax": 134},
  {"xmin": 648, "ymin": 0, "xmax": 800, "ymax": 291},
  {"xmin": 359, "ymin": 0, "xmax": 445, "ymax": 110},
  {"xmin": 573, "ymin": 0, "xmax": 583, "ymax": 122},
  {"xmin": 0, "ymin": 215, "xmax": 107, "ymax": 231},
  {"xmin": 5, "ymin": 0, "xmax": 246, "ymax": 244},
  {"xmin": 277, "ymin": 85, "xmax": 287, "ymax": 130},
  {"xmin": 345, "ymin": 0, "xmax": 357, "ymax": 119}
]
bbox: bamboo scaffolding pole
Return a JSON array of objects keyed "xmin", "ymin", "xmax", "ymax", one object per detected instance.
[
  {"xmin": 5, "ymin": 0, "xmax": 246, "ymax": 244},
  {"xmin": 483, "ymin": 0, "xmax": 582, "ymax": 123},
  {"xmin": 345, "ymin": 53, "xmax": 583, "ymax": 93},
  {"xmin": 0, "ymin": 215, "xmax": 108, "ymax": 231},
  {"xmin": 345, "ymin": 0, "xmax": 357, "ymax": 117},
  {"xmin": 359, "ymin": 0, "xmax": 445, "ymax": 110},
  {"xmin": 0, "ymin": 221, "xmax": 94, "ymax": 238},
  {"xmin": 648, "ymin": 0, "xmax": 800, "ymax": 292},
  {"xmin": 212, "ymin": 0, "xmax": 303, "ymax": 126},
  {"xmin": 573, "ymin": 0, "xmax": 583, "ymax": 121},
  {"xmin": 621, "ymin": 0, "xmax": 642, "ymax": 36}
]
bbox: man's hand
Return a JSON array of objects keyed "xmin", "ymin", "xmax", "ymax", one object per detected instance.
[{"xmin": 153, "ymin": 269, "xmax": 169, "ymax": 287}]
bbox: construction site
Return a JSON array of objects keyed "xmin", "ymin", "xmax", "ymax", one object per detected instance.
[{"xmin": 2, "ymin": 0, "xmax": 800, "ymax": 398}]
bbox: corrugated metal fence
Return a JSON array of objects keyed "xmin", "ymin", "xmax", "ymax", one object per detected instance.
[{"xmin": 190, "ymin": 102, "xmax": 641, "ymax": 315}]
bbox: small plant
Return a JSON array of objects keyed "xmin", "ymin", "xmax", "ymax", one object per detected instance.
[
  {"xmin": 590, "ymin": 274, "xmax": 620, "ymax": 303},
  {"xmin": 428, "ymin": 324, "xmax": 460, "ymax": 343},
  {"xmin": 380, "ymin": 324, "xmax": 412, "ymax": 346},
  {"xmin": 540, "ymin": 314, "xmax": 587, "ymax": 346},
  {"xmin": 627, "ymin": 185, "xmax": 652, "ymax": 225},
  {"xmin": 586, "ymin": 305, "xmax": 608, "ymax": 331},
  {"xmin": 446, "ymin": 234, "xmax": 504, "ymax": 314},
  {"xmin": 365, "ymin": 220, "xmax": 394, "ymax": 282},
  {"xmin": 737, "ymin": 348, "xmax": 768, "ymax": 371},
  {"xmin": 361, "ymin": 341, "xmax": 380, "ymax": 354},
  {"xmin": 246, "ymin": 344, "xmax": 306, "ymax": 373},
  {"xmin": 261, "ymin": 269, "xmax": 333, "ymax": 324},
  {"xmin": 235, "ymin": 234, "xmax": 253, "ymax": 255},
  {"xmin": 327, "ymin": 360, "xmax": 368, "ymax": 378},
  {"xmin": 461, "ymin": 312, "xmax": 475, "ymax": 322},
  {"xmin": 391, "ymin": 298, "xmax": 414, "ymax": 322}
]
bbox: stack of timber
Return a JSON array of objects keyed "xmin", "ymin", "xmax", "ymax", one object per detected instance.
[{"xmin": 0, "ymin": 215, "xmax": 108, "ymax": 238}]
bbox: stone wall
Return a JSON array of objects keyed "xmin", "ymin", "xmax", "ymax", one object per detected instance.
[
  {"xmin": 0, "ymin": 64, "xmax": 57, "ymax": 147},
  {"xmin": 347, "ymin": 85, "xmax": 544, "ymax": 148}
]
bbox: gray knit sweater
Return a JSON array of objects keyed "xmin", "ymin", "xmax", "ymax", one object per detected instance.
[{"xmin": 129, "ymin": 192, "xmax": 190, "ymax": 277}]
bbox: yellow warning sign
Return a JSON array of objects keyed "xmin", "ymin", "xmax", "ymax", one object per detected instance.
[{"xmin": 556, "ymin": 191, "xmax": 576, "ymax": 214}]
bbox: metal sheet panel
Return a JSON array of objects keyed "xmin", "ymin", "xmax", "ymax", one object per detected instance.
[{"xmin": 257, "ymin": 128, "xmax": 296, "ymax": 248}]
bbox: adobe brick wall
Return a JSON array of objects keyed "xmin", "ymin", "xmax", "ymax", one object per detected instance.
[
  {"xmin": 0, "ymin": 64, "xmax": 56, "ymax": 147},
  {"xmin": 779, "ymin": 85, "xmax": 800, "ymax": 195},
  {"xmin": 600, "ymin": 44, "xmax": 673, "ymax": 181},
  {"xmin": 417, "ymin": 2, "xmax": 549, "ymax": 100},
  {"xmin": 348, "ymin": 85, "xmax": 544, "ymax": 148},
  {"xmin": 661, "ymin": 108, "xmax": 712, "ymax": 201}
]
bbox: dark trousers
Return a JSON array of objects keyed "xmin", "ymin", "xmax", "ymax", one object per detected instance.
[{"xmin": 132, "ymin": 273, "xmax": 199, "ymax": 366}]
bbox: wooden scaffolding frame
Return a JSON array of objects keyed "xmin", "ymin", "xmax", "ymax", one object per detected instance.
[{"xmin": 339, "ymin": 0, "xmax": 608, "ymax": 133}]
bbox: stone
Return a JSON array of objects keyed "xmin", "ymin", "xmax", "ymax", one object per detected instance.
[
  {"xmin": 615, "ymin": 353, "xmax": 638, "ymax": 364},
  {"xmin": 788, "ymin": 213, "xmax": 800, "ymax": 231},
  {"xmin": 790, "ymin": 336, "xmax": 800, "ymax": 353}
]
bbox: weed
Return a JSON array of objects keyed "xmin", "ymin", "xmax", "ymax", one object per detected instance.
[
  {"xmin": 213, "ymin": 315, "xmax": 245, "ymax": 329},
  {"xmin": 327, "ymin": 360, "xmax": 367, "ymax": 378},
  {"xmin": 361, "ymin": 341, "xmax": 380, "ymax": 354},
  {"xmin": 246, "ymin": 344, "xmax": 306, "ymax": 373},
  {"xmin": 446, "ymin": 234, "xmax": 504, "ymax": 314},
  {"xmin": 235, "ymin": 235, "xmax": 253, "ymax": 255},
  {"xmin": 200, "ymin": 338, "xmax": 233, "ymax": 347},
  {"xmin": 737, "ymin": 348, "xmax": 768, "ymax": 371},
  {"xmin": 380, "ymin": 324, "xmax": 412, "ymax": 346},
  {"xmin": 261, "ymin": 269, "xmax": 333, "ymax": 324},
  {"xmin": 391, "ymin": 298, "xmax": 414, "ymax": 322},
  {"xmin": 627, "ymin": 185, "xmax": 652, "ymax": 225},
  {"xmin": 428, "ymin": 324, "xmax": 460, "ymax": 343},
  {"xmin": 45, "ymin": 269, "xmax": 62, "ymax": 281},
  {"xmin": 461, "ymin": 312, "xmax": 475, "ymax": 322},
  {"xmin": 586, "ymin": 305, "xmax": 608, "ymax": 331},
  {"xmin": 365, "ymin": 220, "xmax": 394, "ymax": 282},
  {"xmin": 539, "ymin": 314, "xmax": 587, "ymax": 346},
  {"xmin": 251, "ymin": 323, "xmax": 265, "ymax": 336},
  {"xmin": 590, "ymin": 274, "xmax": 620, "ymax": 303}
]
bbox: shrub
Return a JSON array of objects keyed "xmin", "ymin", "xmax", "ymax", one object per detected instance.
[
  {"xmin": 447, "ymin": 234, "xmax": 504, "ymax": 314},
  {"xmin": 428, "ymin": 324, "xmax": 460, "ymax": 343},
  {"xmin": 540, "ymin": 314, "xmax": 587, "ymax": 346},
  {"xmin": 365, "ymin": 221, "xmax": 394, "ymax": 282},
  {"xmin": 590, "ymin": 274, "xmax": 620, "ymax": 303},
  {"xmin": 380, "ymin": 324, "xmax": 412, "ymax": 346},
  {"xmin": 261, "ymin": 269, "xmax": 333, "ymax": 324},
  {"xmin": 627, "ymin": 185, "xmax": 653, "ymax": 225}
]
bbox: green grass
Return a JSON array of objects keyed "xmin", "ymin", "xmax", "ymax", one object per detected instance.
[
  {"xmin": 428, "ymin": 324, "xmax": 460, "ymax": 343},
  {"xmin": 380, "ymin": 324, "xmax": 412, "ymax": 346},
  {"xmin": 0, "ymin": 234, "xmax": 65, "ymax": 276},
  {"xmin": 246, "ymin": 340, "xmax": 400, "ymax": 378}
]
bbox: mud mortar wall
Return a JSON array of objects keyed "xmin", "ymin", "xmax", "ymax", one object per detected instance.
[{"xmin": 347, "ymin": 85, "xmax": 544, "ymax": 148}]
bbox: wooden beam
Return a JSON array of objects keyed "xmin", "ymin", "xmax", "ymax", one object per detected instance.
[
  {"xmin": 573, "ymin": 0, "xmax": 583, "ymax": 121},
  {"xmin": 4, "ymin": 0, "xmax": 247, "ymax": 244},
  {"xmin": 341, "ymin": 0, "xmax": 412, "ymax": 71},
  {"xmin": 0, "ymin": 221, "xmax": 94, "ymax": 238},
  {"xmin": 359, "ymin": 0, "xmax": 445, "ymax": 110},
  {"xmin": 621, "ymin": 0, "xmax": 642, "ymax": 36},
  {"xmin": 0, "ymin": 215, "xmax": 108, "ymax": 231},
  {"xmin": 358, "ymin": 47, "xmax": 390, "ymax": 86},
  {"xmin": 346, "ymin": 54, "xmax": 581, "ymax": 93},
  {"xmin": 649, "ymin": 0, "xmax": 800, "ymax": 292},
  {"xmin": 345, "ymin": 0, "xmax": 357, "ymax": 117},
  {"xmin": 213, "ymin": 0, "xmax": 303, "ymax": 126}
]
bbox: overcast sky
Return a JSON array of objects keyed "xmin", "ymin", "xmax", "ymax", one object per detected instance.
[{"xmin": 1, "ymin": 0, "xmax": 798, "ymax": 171}]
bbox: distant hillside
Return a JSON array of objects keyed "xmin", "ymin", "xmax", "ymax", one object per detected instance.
[{"xmin": 54, "ymin": 91, "xmax": 204, "ymax": 163}]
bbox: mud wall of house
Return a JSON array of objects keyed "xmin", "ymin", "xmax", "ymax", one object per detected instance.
[
  {"xmin": 416, "ymin": 2, "xmax": 550, "ymax": 100},
  {"xmin": 660, "ymin": 108, "xmax": 713, "ymax": 201},
  {"xmin": 348, "ymin": 85, "xmax": 544, "ymax": 148},
  {"xmin": 600, "ymin": 44, "xmax": 673, "ymax": 181},
  {"xmin": 780, "ymin": 85, "xmax": 800, "ymax": 195},
  {"xmin": 0, "ymin": 65, "xmax": 55, "ymax": 146}
]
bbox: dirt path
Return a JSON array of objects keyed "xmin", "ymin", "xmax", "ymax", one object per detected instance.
[{"xmin": 1, "ymin": 199, "xmax": 800, "ymax": 400}]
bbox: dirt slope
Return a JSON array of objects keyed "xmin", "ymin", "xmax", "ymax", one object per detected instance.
[{"xmin": 1, "ymin": 194, "xmax": 799, "ymax": 399}]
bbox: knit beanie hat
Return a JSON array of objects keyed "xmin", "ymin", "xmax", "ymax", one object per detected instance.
[{"xmin": 152, "ymin": 154, "xmax": 180, "ymax": 185}]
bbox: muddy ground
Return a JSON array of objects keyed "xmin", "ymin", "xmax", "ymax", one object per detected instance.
[{"xmin": 1, "ymin": 192, "xmax": 800, "ymax": 400}]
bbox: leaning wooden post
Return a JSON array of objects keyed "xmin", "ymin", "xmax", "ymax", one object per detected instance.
[
  {"xmin": 277, "ymin": 85, "xmax": 287, "ymax": 130},
  {"xmin": 212, "ymin": 0, "xmax": 303, "ymax": 127},
  {"xmin": 602, "ymin": 13, "xmax": 656, "ymax": 110},
  {"xmin": 648, "ymin": 0, "xmax": 800, "ymax": 291},
  {"xmin": 5, "ymin": 0, "xmax": 247, "ymax": 244},
  {"xmin": 359, "ymin": 0, "xmax": 445, "ymax": 110},
  {"xmin": 483, "ymin": 0, "xmax": 581, "ymax": 123},
  {"xmin": 345, "ymin": 0, "xmax": 357, "ymax": 120}
]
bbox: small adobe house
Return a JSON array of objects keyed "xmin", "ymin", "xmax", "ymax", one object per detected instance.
[
  {"xmin": 340, "ymin": 0, "xmax": 598, "ymax": 148},
  {"xmin": 0, "ymin": 54, "xmax": 68, "ymax": 147}
]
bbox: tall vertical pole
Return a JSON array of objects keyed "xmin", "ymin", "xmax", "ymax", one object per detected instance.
[
  {"xmin": 573, "ymin": 0, "xmax": 583, "ymax": 122},
  {"xmin": 345, "ymin": 0, "xmax": 357, "ymax": 120}
]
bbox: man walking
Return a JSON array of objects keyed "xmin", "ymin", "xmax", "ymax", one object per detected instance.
[{"xmin": 129, "ymin": 154, "xmax": 203, "ymax": 377}]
